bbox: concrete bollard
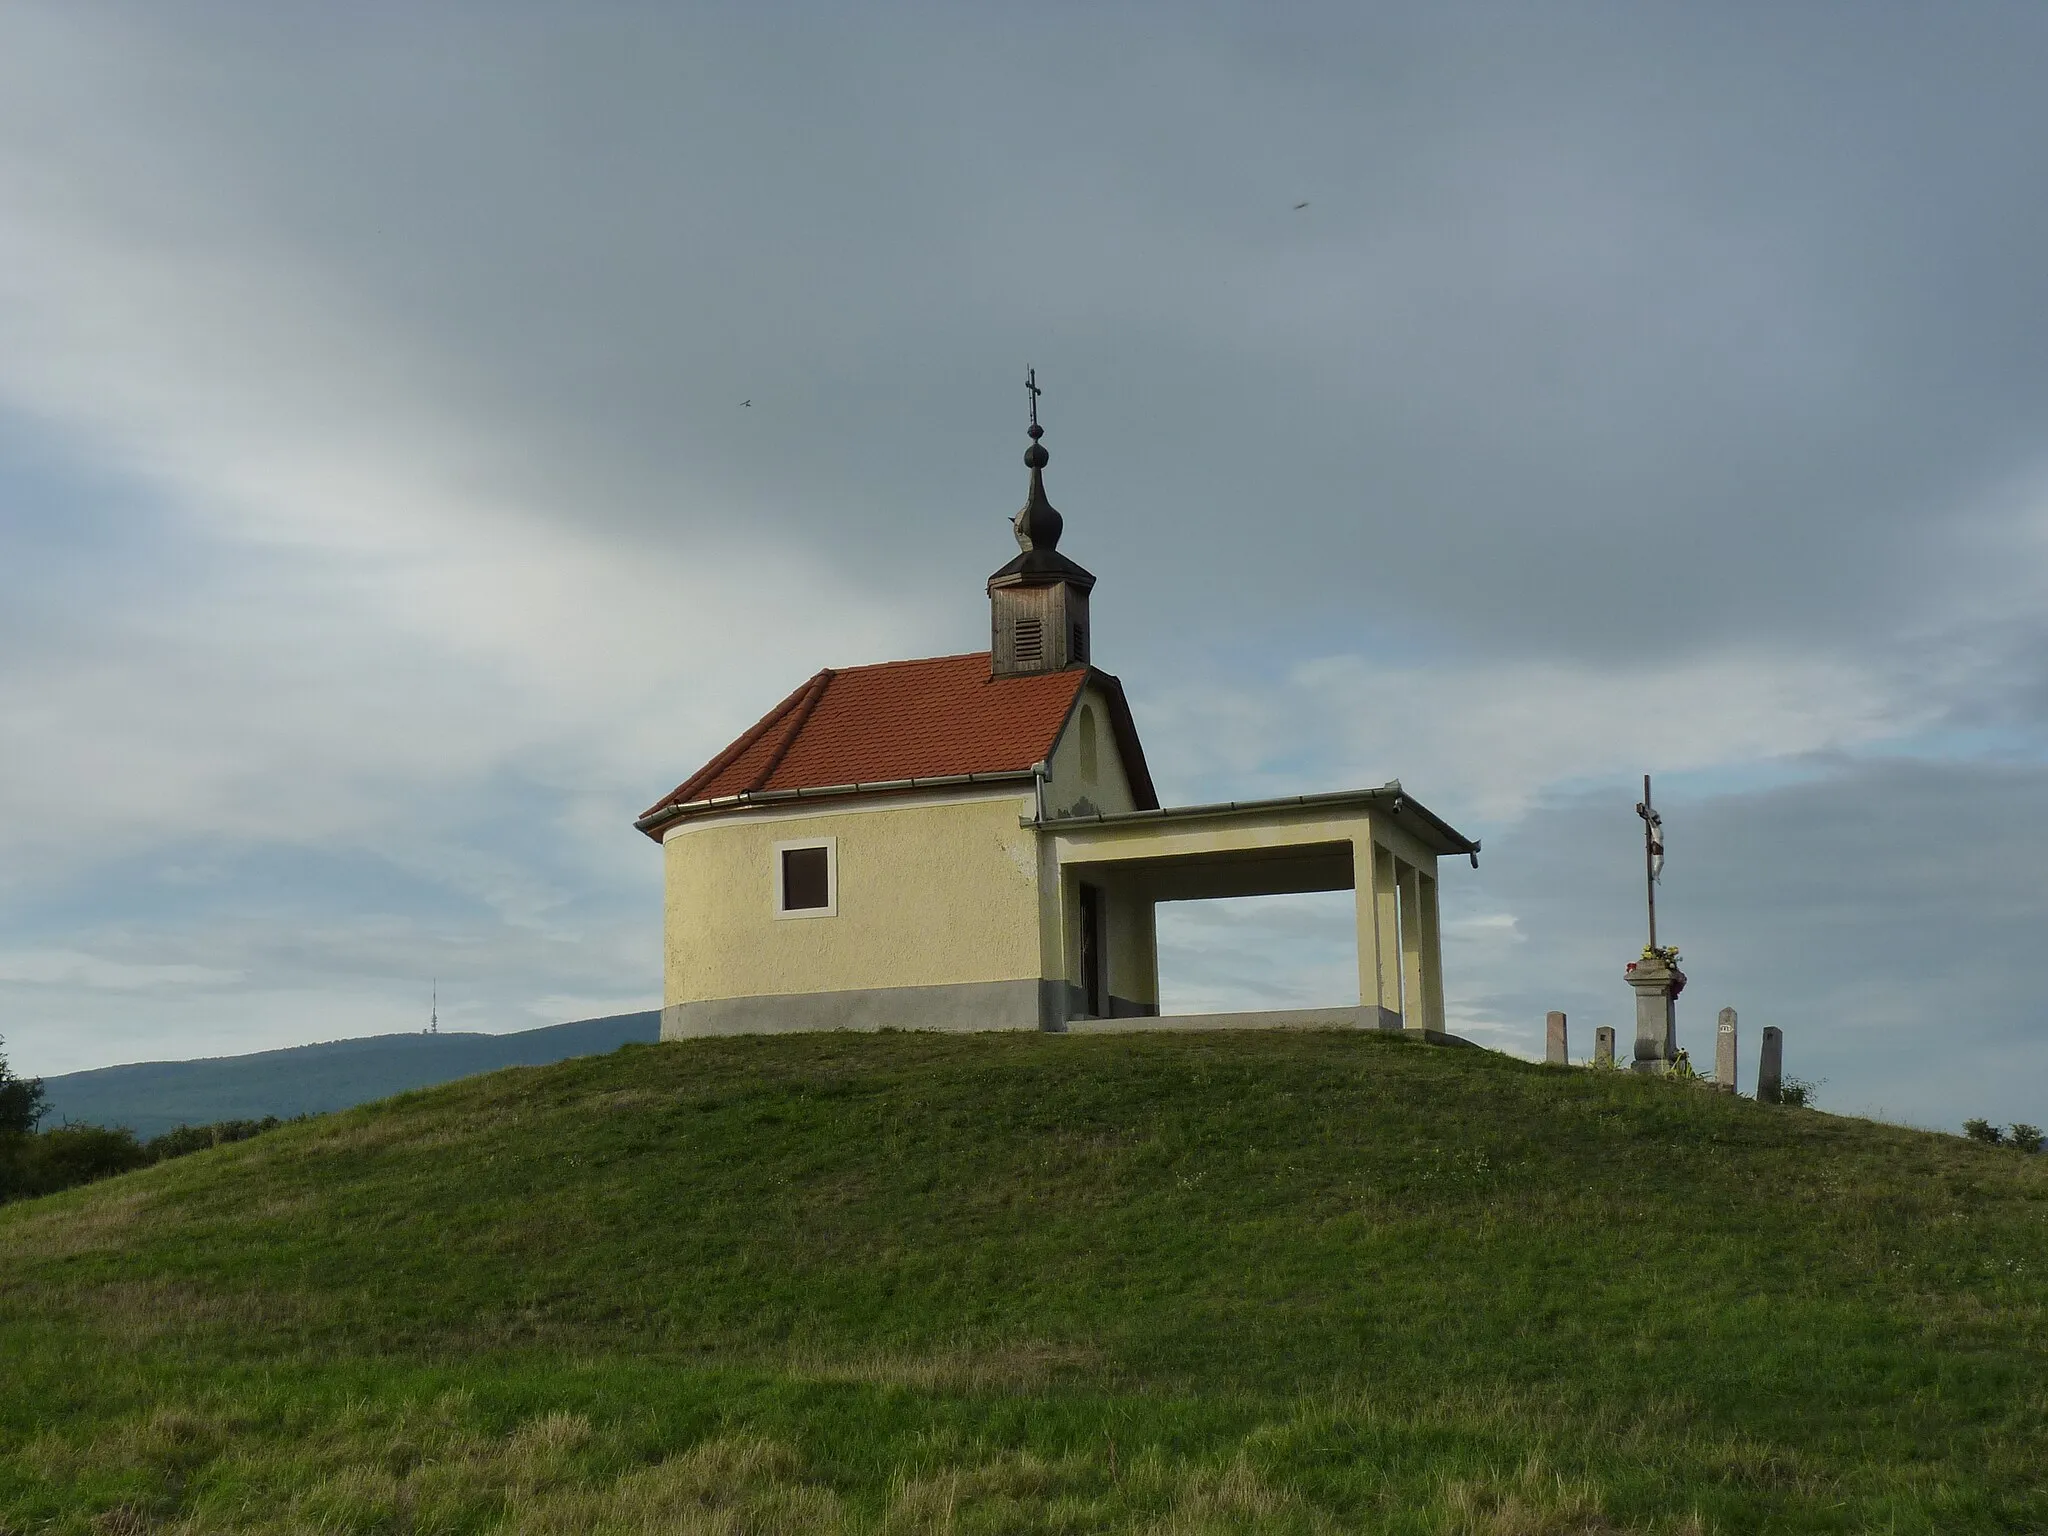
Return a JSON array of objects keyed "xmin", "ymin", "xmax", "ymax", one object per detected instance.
[
  {"xmin": 1546, "ymin": 1011, "xmax": 1568, "ymax": 1065},
  {"xmin": 1757, "ymin": 1026, "xmax": 1783, "ymax": 1104},
  {"xmin": 1594, "ymin": 1026, "xmax": 1615, "ymax": 1067},
  {"xmin": 1715, "ymin": 1008, "xmax": 1738, "ymax": 1094}
]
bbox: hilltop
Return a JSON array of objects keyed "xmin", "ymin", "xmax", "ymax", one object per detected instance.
[
  {"xmin": 35, "ymin": 1010, "xmax": 659, "ymax": 1138},
  {"xmin": 2, "ymin": 1029, "xmax": 2044, "ymax": 1533}
]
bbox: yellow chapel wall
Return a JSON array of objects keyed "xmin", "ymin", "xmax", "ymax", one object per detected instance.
[{"xmin": 662, "ymin": 788, "xmax": 1047, "ymax": 1032}]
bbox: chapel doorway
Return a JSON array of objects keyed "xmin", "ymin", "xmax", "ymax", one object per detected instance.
[{"xmin": 1078, "ymin": 882, "xmax": 1107, "ymax": 1017}]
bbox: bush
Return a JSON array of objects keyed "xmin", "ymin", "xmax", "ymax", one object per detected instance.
[
  {"xmin": 0, "ymin": 1115, "xmax": 293, "ymax": 1204},
  {"xmin": 1963, "ymin": 1118, "xmax": 2005, "ymax": 1145},
  {"xmin": 2007, "ymin": 1123, "xmax": 2043, "ymax": 1154},
  {"xmin": 1776, "ymin": 1076, "xmax": 1818, "ymax": 1109},
  {"xmin": 145, "ymin": 1117, "xmax": 282, "ymax": 1160},
  {"xmin": 10, "ymin": 1125, "xmax": 149, "ymax": 1197}
]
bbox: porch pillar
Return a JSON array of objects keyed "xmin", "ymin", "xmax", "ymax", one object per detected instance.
[
  {"xmin": 1354, "ymin": 839, "xmax": 1401, "ymax": 1029},
  {"xmin": 1417, "ymin": 869, "xmax": 1445, "ymax": 1031},
  {"xmin": 1376, "ymin": 845, "xmax": 1404, "ymax": 1023},
  {"xmin": 1399, "ymin": 861, "xmax": 1428, "ymax": 1035}
]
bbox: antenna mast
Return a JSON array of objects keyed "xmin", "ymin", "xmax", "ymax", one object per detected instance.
[{"xmin": 429, "ymin": 978, "xmax": 438, "ymax": 1036}]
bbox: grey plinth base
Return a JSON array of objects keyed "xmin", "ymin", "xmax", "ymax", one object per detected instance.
[
  {"xmin": 664, "ymin": 989, "xmax": 1420, "ymax": 1040},
  {"xmin": 1062, "ymin": 1004, "xmax": 1429, "ymax": 1036},
  {"xmin": 664, "ymin": 978, "xmax": 1067, "ymax": 1037},
  {"xmin": 1625, "ymin": 954, "xmax": 1685, "ymax": 1073}
]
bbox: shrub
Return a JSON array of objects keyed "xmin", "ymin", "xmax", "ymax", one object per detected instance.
[
  {"xmin": 1776, "ymin": 1076, "xmax": 1818, "ymax": 1109},
  {"xmin": 145, "ymin": 1117, "xmax": 282, "ymax": 1160},
  {"xmin": 1963, "ymin": 1119, "xmax": 2005, "ymax": 1145},
  {"xmin": 13, "ymin": 1125, "xmax": 149, "ymax": 1196},
  {"xmin": 2008, "ymin": 1123, "xmax": 2044, "ymax": 1154},
  {"xmin": 0, "ymin": 1115, "xmax": 293, "ymax": 1204}
]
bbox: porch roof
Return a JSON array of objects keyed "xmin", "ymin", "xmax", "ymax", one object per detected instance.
[{"xmin": 1034, "ymin": 781, "xmax": 1480, "ymax": 863}]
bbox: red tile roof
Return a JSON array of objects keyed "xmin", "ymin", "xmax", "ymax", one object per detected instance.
[{"xmin": 639, "ymin": 652, "xmax": 1154, "ymax": 834}]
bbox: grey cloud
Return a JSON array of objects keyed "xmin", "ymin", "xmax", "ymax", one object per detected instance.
[{"xmin": 12, "ymin": 5, "xmax": 2048, "ymax": 669}]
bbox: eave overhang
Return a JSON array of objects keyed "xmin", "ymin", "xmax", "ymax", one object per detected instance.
[
  {"xmin": 1032, "ymin": 780, "xmax": 1480, "ymax": 863},
  {"xmin": 635, "ymin": 768, "xmax": 1040, "ymax": 839}
]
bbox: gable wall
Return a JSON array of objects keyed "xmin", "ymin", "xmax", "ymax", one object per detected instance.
[{"xmin": 1042, "ymin": 682, "xmax": 1139, "ymax": 820}]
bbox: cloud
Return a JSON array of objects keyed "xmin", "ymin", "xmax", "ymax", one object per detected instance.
[
  {"xmin": 0, "ymin": 951, "xmax": 242, "ymax": 990},
  {"xmin": 1144, "ymin": 643, "xmax": 1939, "ymax": 821}
]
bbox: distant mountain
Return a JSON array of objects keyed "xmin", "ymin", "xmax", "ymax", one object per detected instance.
[{"xmin": 37, "ymin": 1012, "xmax": 661, "ymax": 1138}]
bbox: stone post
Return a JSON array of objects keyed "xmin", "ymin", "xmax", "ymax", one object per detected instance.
[
  {"xmin": 1545, "ymin": 1011, "xmax": 1568, "ymax": 1065},
  {"xmin": 1757, "ymin": 1026, "xmax": 1783, "ymax": 1104},
  {"xmin": 1625, "ymin": 951, "xmax": 1685, "ymax": 1073},
  {"xmin": 1715, "ymin": 1007, "xmax": 1738, "ymax": 1094},
  {"xmin": 1594, "ymin": 1027, "xmax": 1615, "ymax": 1067}
]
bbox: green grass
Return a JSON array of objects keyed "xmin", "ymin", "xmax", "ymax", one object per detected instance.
[{"xmin": 2, "ymin": 1029, "xmax": 2044, "ymax": 1533}]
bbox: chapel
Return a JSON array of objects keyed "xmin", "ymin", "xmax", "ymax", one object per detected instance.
[{"xmin": 637, "ymin": 403, "xmax": 1477, "ymax": 1038}]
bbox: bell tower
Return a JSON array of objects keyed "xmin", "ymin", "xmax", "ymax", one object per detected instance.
[{"xmin": 989, "ymin": 369, "xmax": 1096, "ymax": 677}]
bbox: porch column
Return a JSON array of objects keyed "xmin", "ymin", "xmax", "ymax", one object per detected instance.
[
  {"xmin": 1417, "ymin": 869, "xmax": 1445, "ymax": 1032},
  {"xmin": 1399, "ymin": 861, "xmax": 1428, "ymax": 1035},
  {"xmin": 1375, "ymin": 846, "xmax": 1404, "ymax": 1023},
  {"xmin": 1034, "ymin": 842, "xmax": 1075, "ymax": 1030},
  {"xmin": 1354, "ymin": 839, "xmax": 1401, "ymax": 1029}
]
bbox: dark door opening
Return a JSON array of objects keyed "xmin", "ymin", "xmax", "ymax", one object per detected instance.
[{"xmin": 1079, "ymin": 882, "xmax": 1106, "ymax": 1017}]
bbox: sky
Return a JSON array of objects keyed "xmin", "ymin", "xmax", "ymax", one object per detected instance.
[{"xmin": 3, "ymin": 4, "xmax": 2046, "ymax": 1131}]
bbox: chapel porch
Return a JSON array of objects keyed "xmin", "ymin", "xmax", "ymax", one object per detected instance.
[{"xmin": 1034, "ymin": 784, "xmax": 1479, "ymax": 1037}]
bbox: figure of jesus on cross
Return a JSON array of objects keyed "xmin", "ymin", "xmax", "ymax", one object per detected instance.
[{"xmin": 1637, "ymin": 774, "xmax": 1664, "ymax": 950}]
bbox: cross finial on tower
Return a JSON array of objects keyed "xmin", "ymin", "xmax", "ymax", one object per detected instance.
[{"xmin": 1023, "ymin": 367, "xmax": 1049, "ymax": 471}]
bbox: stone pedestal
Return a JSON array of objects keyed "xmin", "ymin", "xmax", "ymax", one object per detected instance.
[
  {"xmin": 1715, "ymin": 1007, "xmax": 1738, "ymax": 1093},
  {"xmin": 1593, "ymin": 1026, "xmax": 1615, "ymax": 1067},
  {"xmin": 1545, "ymin": 1011, "xmax": 1568, "ymax": 1064},
  {"xmin": 1625, "ymin": 951, "xmax": 1685, "ymax": 1073},
  {"xmin": 1757, "ymin": 1026, "xmax": 1783, "ymax": 1103}
]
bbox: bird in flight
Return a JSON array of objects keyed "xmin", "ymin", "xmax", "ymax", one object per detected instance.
[
  {"xmin": 1293, "ymin": 201, "xmax": 1310, "ymax": 210},
  {"xmin": 741, "ymin": 399, "xmax": 751, "ymax": 407}
]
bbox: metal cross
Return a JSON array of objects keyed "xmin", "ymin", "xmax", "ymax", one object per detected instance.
[
  {"xmin": 1636, "ymin": 775, "xmax": 1664, "ymax": 950},
  {"xmin": 1025, "ymin": 366, "xmax": 1042, "ymax": 430}
]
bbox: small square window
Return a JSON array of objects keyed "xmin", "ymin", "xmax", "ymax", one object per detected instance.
[{"xmin": 776, "ymin": 841, "xmax": 835, "ymax": 916}]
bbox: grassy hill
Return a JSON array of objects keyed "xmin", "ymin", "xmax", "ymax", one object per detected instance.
[
  {"xmin": 35, "ymin": 1011, "xmax": 660, "ymax": 1138},
  {"xmin": 1, "ymin": 1029, "xmax": 2043, "ymax": 1534}
]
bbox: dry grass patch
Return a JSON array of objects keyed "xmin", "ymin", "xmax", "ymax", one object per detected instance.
[
  {"xmin": 52, "ymin": 1279, "xmax": 316, "ymax": 1347},
  {"xmin": 0, "ymin": 1185, "xmax": 154, "ymax": 1260},
  {"xmin": 781, "ymin": 1339, "xmax": 1104, "ymax": 1393}
]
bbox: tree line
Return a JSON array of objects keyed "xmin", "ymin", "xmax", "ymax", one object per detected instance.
[{"xmin": 0, "ymin": 1035, "xmax": 289, "ymax": 1202}]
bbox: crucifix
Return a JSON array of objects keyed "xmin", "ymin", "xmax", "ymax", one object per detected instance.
[
  {"xmin": 1025, "ymin": 366, "xmax": 1042, "ymax": 432},
  {"xmin": 1636, "ymin": 774, "xmax": 1664, "ymax": 950}
]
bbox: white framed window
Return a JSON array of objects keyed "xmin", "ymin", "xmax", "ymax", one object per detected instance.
[{"xmin": 773, "ymin": 837, "xmax": 837, "ymax": 918}]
